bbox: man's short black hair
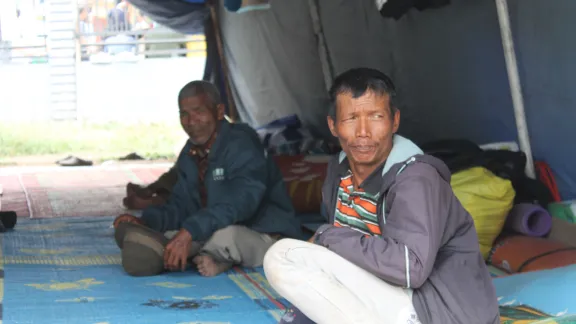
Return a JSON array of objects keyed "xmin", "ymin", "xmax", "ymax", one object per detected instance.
[{"xmin": 328, "ymin": 67, "xmax": 397, "ymax": 118}]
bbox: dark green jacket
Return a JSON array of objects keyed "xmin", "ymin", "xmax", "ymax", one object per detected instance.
[{"xmin": 141, "ymin": 121, "xmax": 303, "ymax": 241}]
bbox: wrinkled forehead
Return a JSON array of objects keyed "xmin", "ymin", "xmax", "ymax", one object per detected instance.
[
  {"xmin": 179, "ymin": 93, "xmax": 213, "ymax": 109},
  {"xmin": 335, "ymin": 91, "xmax": 391, "ymax": 113}
]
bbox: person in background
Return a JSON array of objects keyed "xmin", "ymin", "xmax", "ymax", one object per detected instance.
[
  {"xmin": 77, "ymin": 7, "xmax": 97, "ymax": 60},
  {"xmin": 263, "ymin": 68, "xmax": 499, "ymax": 324},
  {"xmin": 107, "ymin": 0, "xmax": 130, "ymax": 32},
  {"xmin": 104, "ymin": 0, "xmax": 135, "ymax": 54},
  {"xmin": 114, "ymin": 80, "xmax": 303, "ymax": 278},
  {"xmin": 131, "ymin": 10, "xmax": 151, "ymax": 55}
]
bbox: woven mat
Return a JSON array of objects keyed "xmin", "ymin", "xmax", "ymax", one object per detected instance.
[
  {"xmin": 0, "ymin": 165, "xmax": 170, "ymax": 218},
  {"xmin": 1, "ymin": 216, "xmax": 286, "ymax": 324}
]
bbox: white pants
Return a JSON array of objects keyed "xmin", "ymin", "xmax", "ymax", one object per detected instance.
[{"xmin": 264, "ymin": 239, "xmax": 421, "ymax": 324}]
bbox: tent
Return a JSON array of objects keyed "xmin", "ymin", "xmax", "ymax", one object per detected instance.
[{"xmin": 129, "ymin": 0, "xmax": 576, "ymax": 200}]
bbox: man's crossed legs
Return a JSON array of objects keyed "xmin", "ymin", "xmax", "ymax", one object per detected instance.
[
  {"xmin": 264, "ymin": 239, "xmax": 421, "ymax": 324},
  {"xmin": 115, "ymin": 223, "xmax": 277, "ymax": 277}
]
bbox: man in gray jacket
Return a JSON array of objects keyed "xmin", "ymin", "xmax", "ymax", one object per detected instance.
[{"xmin": 263, "ymin": 68, "xmax": 499, "ymax": 324}]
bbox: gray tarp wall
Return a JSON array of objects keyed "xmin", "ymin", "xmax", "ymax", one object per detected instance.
[
  {"xmin": 218, "ymin": 0, "xmax": 576, "ymax": 200},
  {"xmin": 219, "ymin": 0, "xmax": 336, "ymax": 134}
]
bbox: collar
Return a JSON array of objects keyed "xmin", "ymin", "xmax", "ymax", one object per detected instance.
[
  {"xmin": 188, "ymin": 120, "xmax": 230, "ymax": 159},
  {"xmin": 336, "ymin": 158, "xmax": 385, "ymax": 196},
  {"xmin": 335, "ymin": 135, "xmax": 424, "ymax": 195},
  {"xmin": 188, "ymin": 132, "xmax": 217, "ymax": 158}
]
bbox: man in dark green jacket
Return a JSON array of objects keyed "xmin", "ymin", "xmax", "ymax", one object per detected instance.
[{"xmin": 114, "ymin": 80, "xmax": 303, "ymax": 277}]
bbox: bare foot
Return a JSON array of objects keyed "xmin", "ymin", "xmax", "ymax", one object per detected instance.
[
  {"xmin": 126, "ymin": 183, "xmax": 153, "ymax": 199},
  {"xmin": 123, "ymin": 195, "xmax": 166, "ymax": 210},
  {"xmin": 193, "ymin": 255, "xmax": 232, "ymax": 277},
  {"xmin": 126, "ymin": 183, "xmax": 141, "ymax": 197}
]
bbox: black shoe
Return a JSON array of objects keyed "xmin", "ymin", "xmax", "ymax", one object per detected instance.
[
  {"xmin": 279, "ymin": 307, "xmax": 316, "ymax": 324},
  {"xmin": 119, "ymin": 152, "xmax": 145, "ymax": 161},
  {"xmin": 0, "ymin": 211, "xmax": 17, "ymax": 232},
  {"xmin": 56, "ymin": 156, "xmax": 93, "ymax": 167},
  {"xmin": 120, "ymin": 223, "xmax": 169, "ymax": 277}
]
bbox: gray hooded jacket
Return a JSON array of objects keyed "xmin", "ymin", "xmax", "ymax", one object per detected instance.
[{"xmin": 316, "ymin": 135, "xmax": 499, "ymax": 324}]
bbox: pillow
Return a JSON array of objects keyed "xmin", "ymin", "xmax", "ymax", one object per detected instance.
[
  {"xmin": 451, "ymin": 167, "xmax": 515, "ymax": 259},
  {"xmin": 273, "ymin": 155, "xmax": 330, "ymax": 213}
]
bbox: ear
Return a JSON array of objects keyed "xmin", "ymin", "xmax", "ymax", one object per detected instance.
[
  {"xmin": 215, "ymin": 104, "xmax": 225, "ymax": 120},
  {"xmin": 327, "ymin": 116, "xmax": 338, "ymax": 137},
  {"xmin": 392, "ymin": 109, "xmax": 400, "ymax": 133}
]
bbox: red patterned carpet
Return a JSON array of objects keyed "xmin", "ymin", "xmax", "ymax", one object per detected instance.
[{"xmin": 0, "ymin": 164, "xmax": 171, "ymax": 218}]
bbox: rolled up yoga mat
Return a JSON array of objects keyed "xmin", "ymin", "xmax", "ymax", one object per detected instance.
[
  {"xmin": 488, "ymin": 235, "xmax": 576, "ymax": 273},
  {"xmin": 505, "ymin": 203, "xmax": 552, "ymax": 237}
]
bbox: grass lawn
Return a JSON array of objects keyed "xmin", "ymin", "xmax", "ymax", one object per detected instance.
[{"xmin": 0, "ymin": 121, "xmax": 186, "ymax": 165}]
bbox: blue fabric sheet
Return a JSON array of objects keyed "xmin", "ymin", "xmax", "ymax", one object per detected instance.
[{"xmin": 493, "ymin": 264, "xmax": 576, "ymax": 321}]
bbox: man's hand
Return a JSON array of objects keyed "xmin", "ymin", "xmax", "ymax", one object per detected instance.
[
  {"xmin": 163, "ymin": 228, "xmax": 193, "ymax": 272},
  {"xmin": 307, "ymin": 235, "xmax": 316, "ymax": 244},
  {"xmin": 113, "ymin": 214, "xmax": 144, "ymax": 228}
]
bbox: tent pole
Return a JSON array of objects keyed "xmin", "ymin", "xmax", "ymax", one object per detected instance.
[
  {"xmin": 308, "ymin": 0, "xmax": 333, "ymax": 91},
  {"xmin": 495, "ymin": 0, "xmax": 536, "ymax": 179},
  {"xmin": 209, "ymin": 2, "xmax": 237, "ymax": 121}
]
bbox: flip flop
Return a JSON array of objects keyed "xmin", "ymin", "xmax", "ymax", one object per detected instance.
[
  {"xmin": 56, "ymin": 156, "xmax": 93, "ymax": 167},
  {"xmin": 119, "ymin": 152, "xmax": 145, "ymax": 161}
]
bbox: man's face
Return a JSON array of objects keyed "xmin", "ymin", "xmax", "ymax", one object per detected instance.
[
  {"xmin": 179, "ymin": 94, "xmax": 224, "ymax": 145},
  {"xmin": 79, "ymin": 9, "xmax": 88, "ymax": 20},
  {"xmin": 327, "ymin": 91, "xmax": 400, "ymax": 168}
]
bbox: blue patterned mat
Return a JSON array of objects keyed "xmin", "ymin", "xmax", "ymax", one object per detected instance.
[{"xmin": 1, "ymin": 217, "xmax": 287, "ymax": 324}]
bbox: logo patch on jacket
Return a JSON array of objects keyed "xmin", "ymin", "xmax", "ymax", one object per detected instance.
[{"xmin": 212, "ymin": 168, "xmax": 225, "ymax": 181}]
